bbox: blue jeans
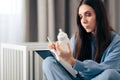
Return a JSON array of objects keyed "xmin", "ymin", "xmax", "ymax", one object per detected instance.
[
  {"xmin": 91, "ymin": 69, "xmax": 120, "ymax": 80},
  {"xmin": 42, "ymin": 57, "xmax": 120, "ymax": 80}
]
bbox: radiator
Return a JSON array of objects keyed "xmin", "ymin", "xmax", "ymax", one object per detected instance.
[{"xmin": 0, "ymin": 43, "xmax": 48, "ymax": 80}]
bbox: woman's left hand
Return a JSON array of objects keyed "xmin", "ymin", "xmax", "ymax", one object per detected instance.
[{"xmin": 55, "ymin": 42, "xmax": 76, "ymax": 66}]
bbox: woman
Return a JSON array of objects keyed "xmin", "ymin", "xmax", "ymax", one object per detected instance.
[{"xmin": 43, "ymin": 0, "xmax": 120, "ymax": 80}]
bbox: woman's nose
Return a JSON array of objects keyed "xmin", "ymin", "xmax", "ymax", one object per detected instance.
[{"xmin": 82, "ymin": 17, "xmax": 87, "ymax": 23}]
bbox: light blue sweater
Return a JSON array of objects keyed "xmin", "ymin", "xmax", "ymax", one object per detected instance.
[{"xmin": 70, "ymin": 32, "xmax": 120, "ymax": 80}]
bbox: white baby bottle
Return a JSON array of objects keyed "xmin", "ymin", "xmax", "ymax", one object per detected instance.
[{"xmin": 57, "ymin": 28, "xmax": 69, "ymax": 51}]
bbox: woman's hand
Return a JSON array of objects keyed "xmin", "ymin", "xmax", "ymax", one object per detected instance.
[
  {"xmin": 48, "ymin": 42, "xmax": 56, "ymax": 50},
  {"xmin": 55, "ymin": 42, "xmax": 76, "ymax": 66}
]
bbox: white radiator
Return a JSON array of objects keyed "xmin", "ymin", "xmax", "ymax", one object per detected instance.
[{"xmin": 0, "ymin": 43, "xmax": 48, "ymax": 80}]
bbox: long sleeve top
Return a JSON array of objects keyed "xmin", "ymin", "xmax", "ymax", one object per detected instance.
[{"xmin": 70, "ymin": 32, "xmax": 120, "ymax": 80}]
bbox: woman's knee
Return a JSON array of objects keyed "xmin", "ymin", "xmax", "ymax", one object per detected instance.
[
  {"xmin": 42, "ymin": 57, "xmax": 57, "ymax": 71},
  {"xmin": 103, "ymin": 69, "xmax": 120, "ymax": 79},
  {"xmin": 104, "ymin": 69, "xmax": 118, "ymax": 76},
  {"xmin": 92, "ymin": 69, "xmax": 120, "ymax": 80}
]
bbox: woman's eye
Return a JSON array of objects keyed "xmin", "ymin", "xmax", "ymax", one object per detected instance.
[{"xmin": 86, "ymin": 12, "xmax": 91, "ymax": 17}]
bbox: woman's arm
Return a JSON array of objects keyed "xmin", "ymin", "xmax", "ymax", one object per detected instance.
[{"xmin": 73, "ymin": 39, "xmax": 120, "ymax": 79}]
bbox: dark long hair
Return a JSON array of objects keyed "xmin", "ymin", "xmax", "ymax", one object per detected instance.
[{"xmin": 74, "ymin": 0, "xmax": 113, "ymax": 63}]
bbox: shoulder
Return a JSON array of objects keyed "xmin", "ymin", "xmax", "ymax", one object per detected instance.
[
  {"xmin": 110, "ymin": 31, "xmax": 120, "ymax": 44},
  {"xmin": 107, "ymin": 31, "xmax": 120, "ymax": 51},
  {"xmin": 101, "ymin": 32, "xmax": 120, "ymax": 62}
]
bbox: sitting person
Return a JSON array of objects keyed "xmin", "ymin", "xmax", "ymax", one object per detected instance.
[{"xmin": 42, "ymin": 0, "xmax": 120, "ymax": 80}]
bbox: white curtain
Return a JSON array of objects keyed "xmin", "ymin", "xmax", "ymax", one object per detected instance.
[{"xmin": 0, "ymin": 0, "xmax": 27, "ymax": 43}]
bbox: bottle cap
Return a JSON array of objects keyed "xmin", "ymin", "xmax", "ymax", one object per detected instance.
[{"xmin": 57, "ymin": 28, "xmax": 68, "ymax": 41}]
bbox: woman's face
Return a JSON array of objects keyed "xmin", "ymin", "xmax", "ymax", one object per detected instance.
[{"xmin": 79, "ymin": 4, "xmax": 96, "ymax": 33}]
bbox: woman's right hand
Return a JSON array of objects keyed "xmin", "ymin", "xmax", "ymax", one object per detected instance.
[{"xmin": 48, "ymin": 42, "xmax": 56, "ymax": 50}]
